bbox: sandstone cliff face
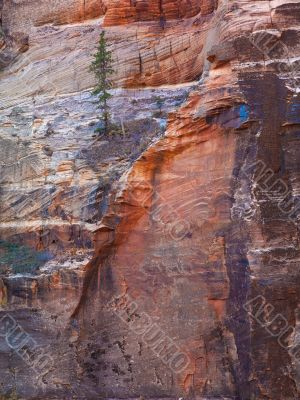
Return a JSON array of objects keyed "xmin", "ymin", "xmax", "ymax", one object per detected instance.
[
  {"xmin": 0, "ymin": 0, "xmax": 300, "ymax": 399},
  {"xmin": 103, "ymin": 0, "xmax": 217, "ymax": 26}
]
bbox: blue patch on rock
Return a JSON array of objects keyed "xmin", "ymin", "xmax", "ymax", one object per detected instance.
[{"xmin": 239, "ymin": 104, "xmax": 249, "ymax": 123}]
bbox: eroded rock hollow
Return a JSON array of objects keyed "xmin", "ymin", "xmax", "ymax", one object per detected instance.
[{"xmin": 0, "ymin": 0, "xmax": 300, "ymax": 399}]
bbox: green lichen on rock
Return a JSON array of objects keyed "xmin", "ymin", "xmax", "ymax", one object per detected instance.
[
  {"xmin": 0, "ymin": 390, "xmax": 19, "ymax": 400},
  {"xmin": 0, "ymin": 240, "xmax": 50, "ymax": 275}
]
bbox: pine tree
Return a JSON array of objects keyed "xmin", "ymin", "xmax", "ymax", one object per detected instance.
[{"xmin": 90, "ymin": 31, "xmax": 114, "ymax": 135}]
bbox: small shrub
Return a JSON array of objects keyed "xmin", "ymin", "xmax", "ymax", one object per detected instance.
[
  {"xmin": 0, "ymin": 390, "xmax": 18, "ymax": 400},
  {"xmin": 94, "ymin": 122, "xmax": 124, "ymax": 137},
  {"xmin": 154, "ymin": 96, "xmax": 164, "ymax": 116}
]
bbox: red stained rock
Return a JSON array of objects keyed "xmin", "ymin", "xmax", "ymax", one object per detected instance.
[{"xmin": 103, "ymin": 0, "xmax": 204, "ymax": 26}]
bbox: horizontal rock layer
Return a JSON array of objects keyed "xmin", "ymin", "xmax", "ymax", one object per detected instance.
[{"xmin": 103, "ymin": 0, "xmax": 217, "ymax": 26}]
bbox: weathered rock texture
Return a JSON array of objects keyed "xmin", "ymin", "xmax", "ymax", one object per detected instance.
[
  {"xmin": 0, "ymin": 0, "xmax": 300, "ymax": 399},
  {"xmin": 103, "ymin": 0, "xmax": 217, "ymax": 26}
]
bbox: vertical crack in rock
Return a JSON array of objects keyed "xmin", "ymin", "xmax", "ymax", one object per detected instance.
[
  {"xmin": 224, "ymin": 132, "xmax": 253, "ymax": 399},
  {"xmin": 238, "ymin": 72, "xmax": 300, "ymax": 399}
]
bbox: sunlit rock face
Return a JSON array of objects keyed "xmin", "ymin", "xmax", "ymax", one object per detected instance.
[
  {"xmin": 2, "ymin": 0, "xmax": 106, "ymax": 31},
  {"xmin": 0, "ymin": 0, "xmax": 218, "ymax": 89},
  {"xmin": 103, "ymin": 0, "xmax": 217, "ymax": 26},
  {"xmin": 0, "ymin": 0, "xmax": 300, "ymax": 399}
]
